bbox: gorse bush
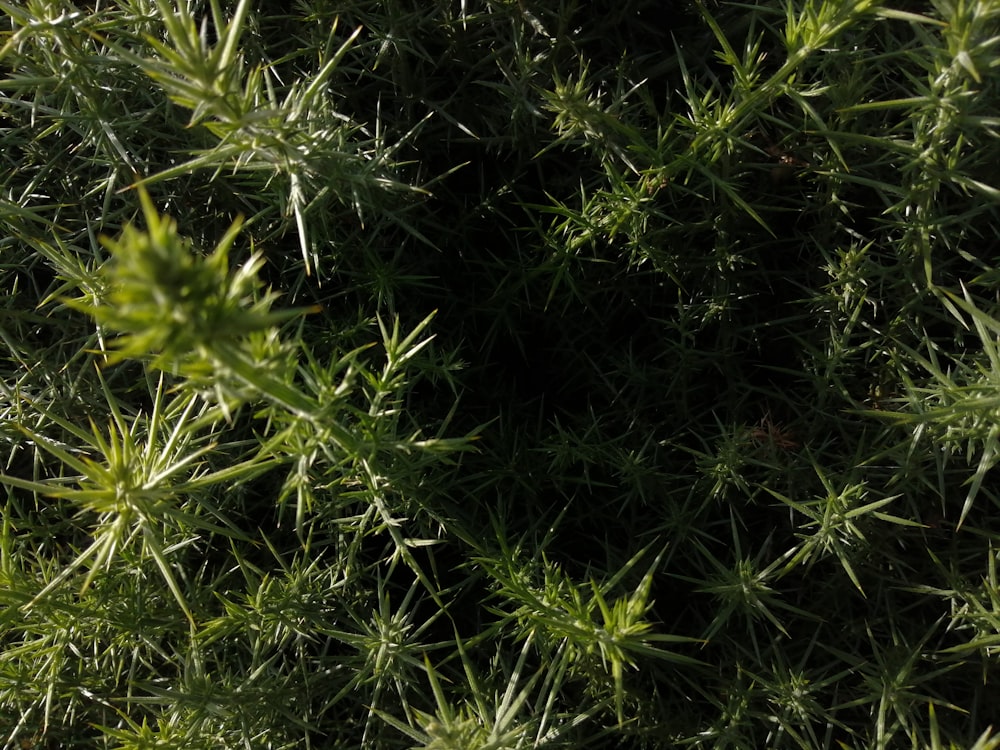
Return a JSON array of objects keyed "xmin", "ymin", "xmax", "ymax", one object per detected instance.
[{"xmin": 2, "ymin": 0, "xmax": 1000, "ymax": 747}]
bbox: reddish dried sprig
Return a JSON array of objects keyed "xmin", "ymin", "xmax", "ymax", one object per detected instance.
[{"xmin": 749, "ymin": 413, "xmax": 800, "ymax": 451}]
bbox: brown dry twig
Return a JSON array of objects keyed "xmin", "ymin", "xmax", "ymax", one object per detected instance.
[{"xmin": 749, "ymin": 412, "xmax": 800, "ymax": 451}]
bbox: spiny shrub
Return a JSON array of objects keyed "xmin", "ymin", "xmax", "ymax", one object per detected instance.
[{"xmin": 2, "ymin": 0, "xmax": 1000, "ymax": 748}]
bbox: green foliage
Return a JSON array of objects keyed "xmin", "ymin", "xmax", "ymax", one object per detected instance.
[{"xmin": 2, "ymin": 0, "xmax": 1000, "ymax": 748}]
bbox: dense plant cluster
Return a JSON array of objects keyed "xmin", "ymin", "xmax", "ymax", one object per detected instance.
[{"xmin": 2, "ymin": 0, "xmax": 1000, "ymax": 747}]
